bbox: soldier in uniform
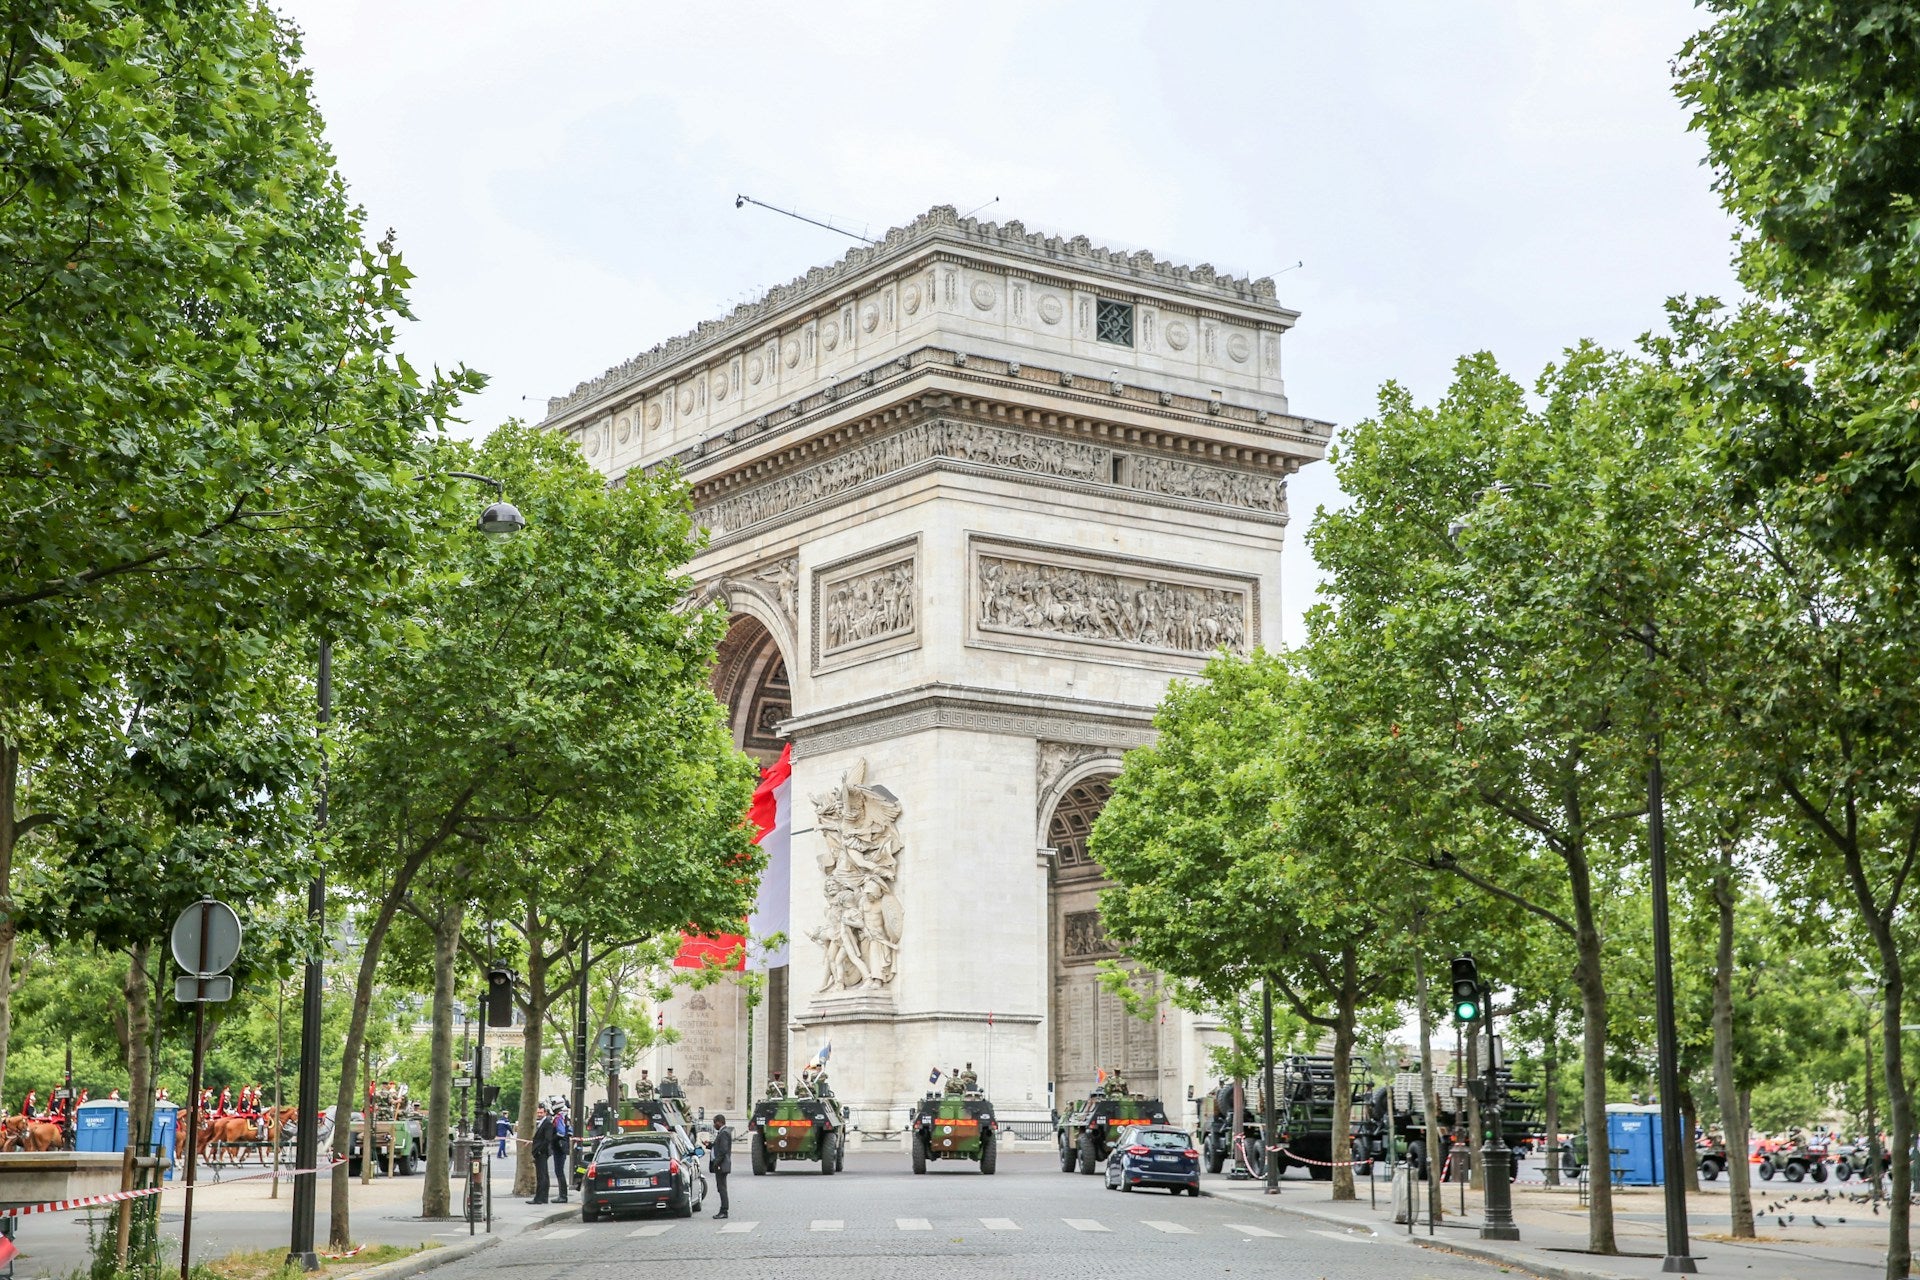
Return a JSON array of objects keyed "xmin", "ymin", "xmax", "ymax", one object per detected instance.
[
  {"xmin": 765, "ymin": 1073, "xmax": 787, "ymax": 1100},
  {"xmin": 658, "ymin": 1069, "xmax": 684, "ymax": 1099},
  {"xmin": 633, "ymin": 1070, "xmax": 656, "ymax": 1100},
  {"xmin": 810, "ymin": 1066, "xmax": 833, "ymax": 1099},
  {"xmin": 942, "ymin": 1068, "xmax": 965, "ymax": 1098},
  {"xmin": 959, "ymin": 1063, "xmax": 978, "ymax": 1093},
  {"xmin": 1107, "ymin": 1066, "xmax": 1129, "ymax": 1098}
]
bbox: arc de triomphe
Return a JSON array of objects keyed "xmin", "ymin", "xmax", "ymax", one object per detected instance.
[{"xmin": 542, "ymin": 207, "xmax": 1328, "ymax": 1131}]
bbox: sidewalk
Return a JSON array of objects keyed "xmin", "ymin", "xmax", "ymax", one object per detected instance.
[
  {"xmin": 14, "ymin": 1160, "xmax": 575, "ymax": 1278},
  {"xmin": 1204, "ymin": 1173, "xmax": 1896, "ymax": 1280}
]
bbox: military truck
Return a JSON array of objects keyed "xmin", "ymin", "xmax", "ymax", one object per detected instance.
[
  {"xmin": 1199, "ymin": 1080, "xmax": 1267, "ymax": 1176},
  {"xmin": 1272, "ymin": 1055, "xmax": 1371, "ymax": 1181},
  {"xmin": 347, "ymin": 1086, "xmax": 423, "ymax": 1176},
  {"xmin": 748, "ymin": 1092, "xmax": 847, "ymax": 1175},
  {"xmin": 910, "ymin": 1092, "xmax": 999, "ymax": 1174},
  {"xmin": 1359, "ymin": 1067, "xmax": 1534, "ymax": 1182},
  {"xmin": 1057, "ymin": 1093, "xmax": 1169, "ymax": 1175}
]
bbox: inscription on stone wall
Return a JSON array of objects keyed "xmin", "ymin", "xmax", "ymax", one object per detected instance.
[
  {"xmin": 977, "ymin": 556, "xmax": 1249, "ymax": 656},
  {"xmin": 1128, "ymin": 455, "xmax": 1287, "ymax": 514},
  {"xmin": 821, "ymin": 560, "xmax": 915, "ymax": 655}
]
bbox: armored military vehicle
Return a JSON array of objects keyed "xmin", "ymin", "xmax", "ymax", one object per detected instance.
[
  {"xmin": 1757, "ymin": 1131, "xmax": 1829, "ymax": 1183},
  {"xmin": 749, "ymin": 1092, "xmax": 847, "ymax": 1175},
  {"xmin": 910, "ymin": 1091, "xmax": 999, "ymax": 1174},
  {"xmin": 1057, "ymin": 1093, "xmax": 1169, "ymax": 1175},
  {"xmin": 595, "ymin": 1095, "xmax": 695, "ymax": 1140}
]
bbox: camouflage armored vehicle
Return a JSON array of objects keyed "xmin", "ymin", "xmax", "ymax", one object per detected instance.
[
  {"xmin": 910, "ymin": 1092, "xmax": 999, "ymax": 1174},
  {"xmin": 1057, "ymin": 1092, "xmax": 1168, "ymax": 1175},
  {"xmin": 749, "ymin": 1092, "xmax": 847, "ymax": 1175},
  {"xmin": 595, "ymin": 1095, "xmax": 695, "ymax": 1140},
  {"xmin": 1757, "ymin": 1131, "xmax": 1829, "ymax": 1183}
]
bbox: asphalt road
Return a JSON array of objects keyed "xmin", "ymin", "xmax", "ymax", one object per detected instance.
[{"xmin": 441, "ymin": 1149, "xmax": 1509, "ymax": 1280}]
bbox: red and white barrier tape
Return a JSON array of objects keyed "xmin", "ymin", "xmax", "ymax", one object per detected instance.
[
  {"xmin": 1276, "ymin": 1146, "xmax": 1374, "ymax": 1169},
  {"xmin": 1, "ymin": 1158, "xmax": 346, "ymax": 1220}
]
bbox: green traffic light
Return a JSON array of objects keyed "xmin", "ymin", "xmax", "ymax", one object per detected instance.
[{"xmin": 1455, "ymin": 1000, "xmax": 1480, "ymax": 1021}]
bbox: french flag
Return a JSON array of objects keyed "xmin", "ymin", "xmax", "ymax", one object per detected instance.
[{"xmin": 675, "ymin": 744, "xmax": 792, "ymax": 971}]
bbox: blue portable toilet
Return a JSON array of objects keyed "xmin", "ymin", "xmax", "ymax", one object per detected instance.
[
  {"xmin": 1605, "ymin": 1104, "xmax": 1665, "ymax": 1185},
  {"xmin": 151, "ymin": 1102, "xmax": 179, "ymax": 1178},
  {"xmin": 74, "ymin": 1099, "xmax": 130, "ymax": 1152}
]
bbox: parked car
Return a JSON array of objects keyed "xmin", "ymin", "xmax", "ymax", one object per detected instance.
[
  {"xmin": 1102, "ymin": 1124, "xmax": 1201, "ymax": 1196},
  {"xmin": 580, "ymin": 1131, "xmax": 706, "ymax": 1221}
]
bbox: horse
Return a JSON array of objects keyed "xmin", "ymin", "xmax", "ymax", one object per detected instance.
[{"xmin": 2, "ymin": 1115, "xmax": 64, "ymax": 1152}]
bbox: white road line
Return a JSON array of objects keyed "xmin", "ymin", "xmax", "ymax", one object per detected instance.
[
  {"xmin": 1143, "ymin": 1220, "xmax": 1194, "ymax": 1234},
  {"xmin": 897, "ymin": 1217, "xmax": 932, "ymax": 1231},
  {"xmin": 543, "ymin": 1227, "xmax": 586, "ymax": 1238},
  {"xmin": 1225, "ymin": 1222, "xmax": 1283, "ymax": 1238},
  {"xmin": 717, "ymin": 1220, "xmax": 758, "ymax": 1233},
  {"xmin": 1310, "ymin": 1228, "xmax": 1376, "ymax": 1244},
  {"xmin": 980, "ymin": 1217, "xmax": 1020, "ymax": 1231},
  {"xmin": 1063, "ymin": 1218, "xmax": 1110, "ymax": 1232},
  {"xmin": 626, "ymin": 1223, "xmax": 675, "ymax": 1237},
  {"xmin": 810, "ymin": 1219, "xmax": 844, "ymax": 1232}
]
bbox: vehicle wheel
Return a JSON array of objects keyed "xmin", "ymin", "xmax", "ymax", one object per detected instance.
[
  {"xmin": 1078, "ymin": 1131, "xmax": 1097, "ymax": 1176},
  {"xmin": 1309, "ymin": 1162, "xmax": 1332, "ymax": 1182},
  {"xmin": 1702, "ymin": 1159, "xmax": 1722, "ymax": 1181},
  {"xmin": 1187, "ymin": 1183, "xmax": 1201, "ymax": 1197},
  {"xmin": 1835, "ymin": 1163, "xmax": 1852, "ymax": 1181},
  {"xmin": 401, "ymin": 1150, "xmax": 417, "ymax": 1176},
  {"xmin": 347, "ymin": 1158, "xmax": 361, "ymax": 1177},
  {"xmin": 1812, "ymin": 1162, "xmax": 1829, "ymax": 1183},
  {"xmin": 820, "ymin": 1133, "xmax": 837, "ymax": 1175},
  {"xmin": 1119, "ymin": 1170, "xmax": 1133, "ymax": 1192},
  {"xmin": 1758, "ymin": 1161, "xmax": 1774, "ymax": 1181},
  {"xmin": 750, "ymin": 1132, "xmax": 767, "ymax": 1176},
  {"xmin": 1785, "ymin": 1162, "xmax": 1805, "ymax": 1183},
  {"xmin": 1060, "ymin": 1137, "xmax": 1076, "ymax": 1173},
  {"xmin": 1205, "ymin": 1141, "xmax": 1225, "ymax": 1175},
  {"xmin": 674, "ymin": 1191, "xmax": 693, "ymax": 1218},
  {"xmin": 980, "ymin": 1129, "xmax": 997, "ymax": 1175},
  {"xmin": 912, "ymin": 1132, "xmax": 927, "ymax": 1175},
  {"xmin": 836, "ymin": 1139, "xmax": 845, "ymax": 1173},
  {"xmin": 1409, "ymin": 1140, "xmax": 1428, "ymax": 1181}
]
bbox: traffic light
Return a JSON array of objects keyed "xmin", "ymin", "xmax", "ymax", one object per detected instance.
[
  {"xmin": 1450, "ymin": 954, "xmax": 1483, "ymax": 1024},
  {"xmin": 486, "ymin": 966, "xmax": 514, "ymax": 1027}
]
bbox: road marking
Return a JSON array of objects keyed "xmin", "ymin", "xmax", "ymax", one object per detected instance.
[
  {"xmin": 543, "ymin": 1227, "xmax": 585, "ymax": 1238},
  {"xmin": 1310, "ymin": 1228, "xmax": 1375, "ymax": 1244},
  {"xmin": 810, "ymin": 1219, "xmax": 844, "ymax": 1232},
  {"xmin": 897, "ymin": 1218, "xmax": 932, "ymax": 1231},
  {"xmin": 1143, "ymin": 1220, "xmax": 1194, "ymax": 1234},
  {"xmin": 1063, "ymin": 1218, "xmax": 1109, "ymax": 1232},
  {"xmin": 718, "ymin": 1220, "xmax": 757, "ymax": 1233},
  {"xmin": 980, "ymin": 1217, "xmax": 1020, "ymax": 1231},
  {"xmin": 1225, "ymin": 1222, "xmax": 1283, "ymax": 1237},
  {"xmin": 627, "ymin": 1224, "xmax": 675, "ymax": 1237}
]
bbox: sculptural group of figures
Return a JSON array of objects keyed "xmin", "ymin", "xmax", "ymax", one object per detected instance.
[
  {"xmin": 822, "ymin": 562, "xmax": 914, "ymax": 651},
  {"xmin": 810, "ymin": 760, "xmax": 905, "ymax": 991},
  {"xmin": 977, "ymin": 557, "xmax": 1246, "ymax": 654}
]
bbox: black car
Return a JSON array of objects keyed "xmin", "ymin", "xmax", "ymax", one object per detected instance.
[
  {"xmin": 581, "ymin": 1132, "xmax": 706, "ymax": 1221},
  {"xmin": 1103, "ymin": 1124, "xmax": 1201, "ymax": 1195}
]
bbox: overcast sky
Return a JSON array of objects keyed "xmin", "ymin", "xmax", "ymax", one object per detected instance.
[{"xmin": 275, "ymin": 0, "xmax": 1739, "ymax": 647}]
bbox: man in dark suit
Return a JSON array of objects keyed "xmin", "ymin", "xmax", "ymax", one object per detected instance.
[
  {"xmin": 551, "ymin": 1103, "xmax": 571, "ymax": 1204},
  {"xmin": 527, "ymin": 1104, "xmax": 553, "ymax": 1204},
  {"xmin": 709, "ymin": 1114, "xmax": 732, "ymax": 1219}
]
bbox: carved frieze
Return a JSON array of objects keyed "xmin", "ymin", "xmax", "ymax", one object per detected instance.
[
  {"xmin": 1037, "ymin": 741, "xmax": 1106, "ymax": 803},
  {"xmin": 1126, "ymin": 455, "xmax": 1287, "ymax": 515},
  {"xmin": 975, "ymin": 547, "xmax": 1251, "ymax": 658},
  {"xmin": 812, "ymin": 537, "xmax": 920, "ymax": 673},
  {"xmin": 1063, "ymin": 909, "xmax": 1117, "ymax": 960}
]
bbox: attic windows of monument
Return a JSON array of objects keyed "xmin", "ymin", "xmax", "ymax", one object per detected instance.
[{"xmin": 1095, "ymin": 299, "xmax": 1135, "ymax": 347}]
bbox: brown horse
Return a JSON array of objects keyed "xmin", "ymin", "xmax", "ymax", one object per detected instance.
[{"xmin": 1, "ymin": 1116, "xmax": 64, "ymax": 1151}]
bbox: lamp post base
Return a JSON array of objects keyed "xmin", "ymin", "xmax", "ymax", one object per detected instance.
[
  {"xmin": 285, "ymin": 1252, "xmax": 319, "ymax": 1272},
  {"xmin": 1661, "ymin": 1255, "xmax": 1698, "ymax": 1274},
  {"xmin": 1479, "ymin": 1224, "xmax": 1520, "ymax": 1242}
]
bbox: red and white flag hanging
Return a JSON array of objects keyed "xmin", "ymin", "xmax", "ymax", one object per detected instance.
[{"xmin": 674, "ymin": 744, "xmax": 792, "ymax": 972}]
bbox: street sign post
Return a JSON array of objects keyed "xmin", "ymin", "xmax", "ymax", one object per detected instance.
[{"xmin": 170, "ymin": 898, "xmax": 241, "ymax": 1280}]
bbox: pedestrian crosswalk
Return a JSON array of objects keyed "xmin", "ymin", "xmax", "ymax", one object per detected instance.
[{"xmin": 552, "ymin": 1215, "xmax": 1356, "ymax": 1241}]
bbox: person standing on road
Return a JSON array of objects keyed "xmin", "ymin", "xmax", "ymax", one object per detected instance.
[
  {"xmin": 528, "ymin": 1105, "xmax": 553, "ymax": 1204},
  {"xmin": 495, "ymin": 1113, "xmax": 513, "ymax": 1159},
  {"xmin": 551, "ymin": 1102, "xmax": 572, "ymax": 1204},
  {"xmin": 709, "ymin": 1114, "xmax": 732, "ymax": 1219}
]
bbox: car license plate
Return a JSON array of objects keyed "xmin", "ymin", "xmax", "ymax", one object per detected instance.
[{"xmin": 614, "ymin": 1176, "xmax": 651, "ymax": 1188}]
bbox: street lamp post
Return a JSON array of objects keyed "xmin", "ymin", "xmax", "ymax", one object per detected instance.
[
  {"xmin": 287, "ymin": 472, "xmax": 523, "ymax": 1270},
  {"xmin": 1478, "ymin": 986, "xmax": 1519, "ymax": 1241}
]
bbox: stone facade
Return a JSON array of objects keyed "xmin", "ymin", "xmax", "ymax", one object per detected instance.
[{"xmin": 544, "ymin": 206, "xmax": 1327, "ymax": 1132}]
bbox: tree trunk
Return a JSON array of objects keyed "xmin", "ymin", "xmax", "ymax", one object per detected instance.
[
  {"xmin": 514, "ymin": 909, "xmax": 548, "ymax": 1199},
  {"xmin": 0, "ymin": 739, "xmax": 21, "ymax": 1106},
  {"xmin": 1331, "ymin": 979, "xmax": 1356, "ymax": 1200},
  {"xmin": 1414, "ymin": 942, "xmax": 1443, "ymax": 1222},
  {"xmin": 1870, "ymin": 915, "xmax": 1912, "ymax": 1280},
  {"xmin": 1573, "ymin": 910, "xmax": 1616, "ymax": 1251},
  {"xmin": 1543, "ymin": 1010, "xmax": 1562, "ymax": 1189},
  {"xmin": 421, "ymin": 895, "xmax": 463, "ymax": 1217},
  {"xmin": 328, "ymin": 846, "xmax": 432, "ymax": 1250},
  {"xmin": 1712, "ymin": 832, "xmax": 1758, "ymax": 1243},
  {"xmin": 115, "ymin": 940, "xmax": 152, "ymax": 1266},
  {"xmin": 1679, "ymin": 1086, "xmax": 1702, "ymax": 1192}
]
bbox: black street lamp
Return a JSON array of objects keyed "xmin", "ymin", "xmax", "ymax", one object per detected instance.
[{"xmin": 288, "ymin": 472, "xmax": 523, "ymax": 1269}]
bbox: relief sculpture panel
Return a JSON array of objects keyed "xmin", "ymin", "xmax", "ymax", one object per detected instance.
[
  {"xmin": 821, "ymin": 560, "xmax": 915, "ymax": 655},
  {"xmin": 976, "ymin": 552, "xmax": 1250, "ymax": 657},
  {"xmin": 1127, "ymin": 455, "xmax": 1287, "ymax": 515}
]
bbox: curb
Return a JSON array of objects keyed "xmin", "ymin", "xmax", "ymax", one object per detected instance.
[
  {"xmin": 339, "ymin": 1205, "xmax": 576, "ymax": 1280},
  {"xmin": 1198, "ymin": 1186, "xmax": 1636, "ymax": 1280}
]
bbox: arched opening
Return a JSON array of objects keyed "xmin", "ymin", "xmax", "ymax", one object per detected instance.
[
  {"xmin": 1047, "ymin": 773, "xmax": 1161, "ymax": 1105},
  {"xmin": 711, "ymin": 613, "xmax": 790, "ymax": 763}
]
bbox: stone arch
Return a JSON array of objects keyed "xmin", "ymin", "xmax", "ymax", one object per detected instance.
[
  {"xmin": 711, "ymin": 612, "xmax": 791, "ymax": 763},
  {"xmin": 1042, "ymin": 763, "xmax": 1161, "ymax": 1105}
]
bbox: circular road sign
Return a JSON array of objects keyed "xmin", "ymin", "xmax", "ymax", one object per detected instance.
[
  {"xmin": 596, "ymin": 1026, "xmax": 628, "ymax": 1054},
  {"xmin": 170, "ymin": 898, "xmax": 242, "ymax": 975}
]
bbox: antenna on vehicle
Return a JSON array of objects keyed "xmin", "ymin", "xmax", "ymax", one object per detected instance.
[{"xmin": 734, "ymin": 194, "xmax": 876, "ymax": 244}]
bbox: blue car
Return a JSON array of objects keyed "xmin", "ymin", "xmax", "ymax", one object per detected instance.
[{"xmin": 1104, "ymin": 1124, "xmax": 1201, "ymax": 1195}]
